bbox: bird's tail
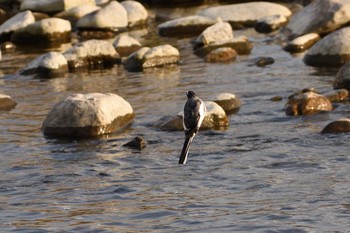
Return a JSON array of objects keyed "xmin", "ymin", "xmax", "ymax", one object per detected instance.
[{"xmin": 179, "ymin": 136, "xmax": 193, "ymax": 164}]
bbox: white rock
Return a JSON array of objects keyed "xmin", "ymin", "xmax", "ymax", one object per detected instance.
[
  {"xmin": 77, "ymin": 1, "xmax": 128, "ymax": 31},
  {"xmin": 42, "ymin": 93, "xmax": 135, "ymax": 137},
  {"xmin": 113, "ymin": 34, "xmax": 142, "ymax": 56},
  {"xmin": 20, "ymin": 0, "xmax": 96, "ymax": 13},
  {"xmin": 212, "ymin": 92, "xmax": 241, "ymax": 113},
  {"xmin": 55, "ymin": 5, "xmax": 100, "ymax": 26},
  {"xmin": 19, "ymin": 52, "xmax": 68, "ymax": 76},
  {"xmin": 304, "ymin": 27, "xmax": 350, "ymax": 67},
  {"xmin": 0, "ymin": 10, "xmax": 35, "ymax": 36},
  {"xmin": 194, "ymin": 22, "xmax": 234, "ymax": 48},
  {"xmin": 121, "ymin": 0, "xmax": 148, "ymax": 27},
  {"xmin": 255, "ymin": 14, "xmax": 288, "ymax": 33},
  {"xmin": 198, "ymin": 2, "xmax": 291, "ymax": 28},
  {"xmin": 284, "ymin": 33, "xmax": 320, "ymax": 53}
]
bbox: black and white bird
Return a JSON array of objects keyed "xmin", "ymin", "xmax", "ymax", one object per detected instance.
[{"xmin": 179, "ymin": 90, "xmax": 206, "ymax": 164}]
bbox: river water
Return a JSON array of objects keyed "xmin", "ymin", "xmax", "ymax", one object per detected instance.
[{"xmin": 1, "ymin": 3, "xmax": 350, "ymax": 233}]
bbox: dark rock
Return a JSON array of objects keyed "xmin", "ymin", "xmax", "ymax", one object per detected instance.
[
  {"xmin": 334, "ymin": 61, "xmax": 350, "ymax": 90},
  {"xmin": 123, "ymin": 136, "xmax": 146, "ymax": 149},
  {"xmin": 1, "ymin": 41, "xmax": 16, "ymax": 52},
  {"xmin": 321, "ymin": 118, "xmax": 350, "ymax": 134},
  {"xmin": 255, "ymin": 14, "xmax": 288, "ymax": 34},
  {"xmin": 324, "ymin": 89, "xmax": 349, "ymax": 102}
]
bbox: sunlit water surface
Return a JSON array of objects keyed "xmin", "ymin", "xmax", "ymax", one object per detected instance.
[{"xmin": 1, "ymin": 5, "xmax": 350, "ymax": 233}]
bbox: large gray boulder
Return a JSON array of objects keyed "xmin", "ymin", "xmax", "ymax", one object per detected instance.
[
  {"xmin": 121, "ymin": 0, "xmax": 148, "ymax": 28},
  {"xmin": 304, "ymin": 27, "xmax": 350, "ymax": 67},
  {"xmin": 158, "ymin": 15, "xmax": 219, "ymax": 37},
  {"xmin": 11, "ymin": 18, "xmax": 71, "ymax": 45},
  {"xmin": 19, "ymin": 52, "xmax": 68, "ymax": 77},
  {"xmin": 0, "ymin": 10, "xmax": 35, "ymax": 42},
  {"xmin": 42, "ymin": 93, "xmax": 135, "ymax": 138},
  {"xmin": 197, "ymin": 2, "xmax": 291, "ymax": 29},
  {"xmin": 76, "ymin": 1, "xmax": 128, "ymax": 32},
  {"xmin": 123, "ymin": 45, "xmax": 180, "ymax": 72},
  {"xmin": 63, "ymin": 39, "xmax": 120, "ymax": 70},
  {"xmin": 20, "ymin": 0, "xmax": 95, "ymax": 13},
  {"xmin": 285, "ymin": 0, "xmax": 350, "ymax": 39}
]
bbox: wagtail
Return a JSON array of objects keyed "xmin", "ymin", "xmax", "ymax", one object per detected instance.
[{"xmin": 179, "ymin": 90, "xmax": 206, "ymax": 164}]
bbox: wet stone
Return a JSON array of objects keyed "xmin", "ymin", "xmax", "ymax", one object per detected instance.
[
  {"xmin": 334, "ymin": 61, "xmax": 350, "ymax": 90},
  {"xmin": 283, "ymin": 33, "xmax": 320, "ymax": 53},
  {"xmin": 204, "ymin": 47, "xmax": 237, "ymax": 63},
  {"xmin": 19, "ymin": 52, "xmax": 68, "ymax": 77},
  {"xmin": 20, "ymin": 0, "xmax": 96, "ymax": 14},
  {"xmin": 324, "ymin": 89, "xmax": 349, "ymax": 103},
  {"xmin": 304, "ymin": 27, "xmax": 350, "ymax": 67},
  {"xmin": 211, "ymin": 92, "xmax": 241, "ymax": 114},
  {"xmin": 1, "ymin": 41, "xmax": 16, "ymax": 53},
  {"xmin": 0, "ymin": 10, "xmax": 35, "ymax": 42},
  {"xmin": 11, "ymin": 17, "xmax": 71, "ymax": 46},
  {"xmin": 158, "ymin": 15, "xmax": 219, "ymax": 37},
  {"xmin": 249, "ymin": 57, "xmax": 275, "ymax": 67},
  {"xmin": 113, "ymin": 34, "xmax": 142, "ymax": 57},
  {"xmin": 255, "ymin": 14, "xmax": 288, "ymax": 34},
  {"xmin": 54, "ymin": 5, "xmax": 101, "ymax": 27},
  {"xmin": 0, "ymin": 94, "xmax": 17, "ymax": 110},
  {"xmin": 42, "ymin": 93, "xmax": 135, "ymax": 138},
  {"xmin": 285, "ymin": 91, "xmax": 333, "ymax": 116},
  {"xmin": 123, "ymin": 136, "xmax": 147, "ymax": 150},
  {"xmin": 121, "ymin": 0, "xmax": 148, "ymax": 28},
  {"xmin": 63, "ymin": 39, "xmax": 120, "ymax": 70},
  {"xmin": 321, "ymin": 118, "xmax": 350, "ymax": 134}
]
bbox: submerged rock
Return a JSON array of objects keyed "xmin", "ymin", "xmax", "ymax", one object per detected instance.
[
  {"xmin": 198, "ymin": 2, "xmax": 291, "ymax": 29},
  {"xmin": 283, "ymin": 33, "xmax": 320, "ymax": 53},
  {"xmin": 204, "ymin": 47, "xmax": 237, "ymax": 63},
  {"xmin": 123, "ymin": 45, "xmax": 180, "ymax": 72},
  {"xmin": 321, "ymin": 118, "xmax": 350, "ymax": 134},
  {"xmin": 121, "ymin": 0, "xmax": 148, "ymax": 28},
  {"xmin": 0, "ymin": 94, "xmax": 17, "ymax": 110},
  {"xmin": 334, "ymin": 61, "xmax": 350, "ymax": 90},
  {"xmin": 77, "ymin": 1, "xmax": 127, "ymax": 33},
  {"xmin": 20, "ymin": 0, "xmax": 96, "ymax": 13},
  {"xmin": 123, "ymin": 136, "xmax": 146, "ymax": 149},
  {"xmin": 113, "ymin": 34, "xmax": 142, "ymax": 57},
  {"xmin": 212, "ymin": 92, "xmax": 241, "ymax": 114},
  {"xmin": 285, "ymin": 91, "xmax": 333, "ymax": 116},
  {"xmin": 158, "ymin": 15, "xmax": 219, "ymax": 37},
  {"xmin": 0, "ymin": 10, "xmax": 35, "ymax": 42},
  {"xmin": 63, "ymin": 39, "xmax": 120, "ymax": 70},
  {"xmin": 11, "ymin": 18, "xmax": 71, "ymax": 46},
  {"xmin": 153, "ymin": 101, "xmax": 228, "ymax": 131},
  {"xmin": 42, "ymin": 93, "xmax": 135, "ymax": 138},
  {"xmin": 285, "ymin": 0, "xmax": 350, "ymax": 39},
  {"xmin": 19, "ymin": 52, "xmax": 68, "ymax": 77},
  {"xmin": 304, "ymin": 27, "xmax": 350, "ymax": 67}
]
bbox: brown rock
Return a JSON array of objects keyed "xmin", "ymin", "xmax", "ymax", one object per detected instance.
[
  {"xmin": 204, "ymin": 47, "xmax": 237, "ymax": 63},
  {"xmin": 321, "ymin": 118, "xmax": 350, "ymax": 134}
]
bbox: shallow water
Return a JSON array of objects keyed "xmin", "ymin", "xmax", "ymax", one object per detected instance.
[{"xmin": 1, "ymin": 4, "xmax": 350, "ymax": 233}]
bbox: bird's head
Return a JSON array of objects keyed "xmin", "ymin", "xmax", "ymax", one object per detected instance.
[{"xmin": 186, "ymin": 90, "xmax": 196, "ymax": 98}]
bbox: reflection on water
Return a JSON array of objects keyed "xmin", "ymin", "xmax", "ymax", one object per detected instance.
[{"xmin": 1, "ymin": 4, "xmax": 350, "ymax": 233}]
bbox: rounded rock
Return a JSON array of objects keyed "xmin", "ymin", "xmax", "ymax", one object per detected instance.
[
  {"xmin": 0, "ymin": 10, "xmax": 35, "ymax": 42},
  {"xmin": 11, "ymin": 18, "xmax": 71, "ymax": 46},
  {"xmin": 194, "ymin": 22, "xmax": 234, "ymax": 50},
  {"xmin": 321, "ymin": 118, "xmax": 350, "ymax": 134},
  {"xmin": 198, "ymin": 2, "xmax": 291, "ymax": 29},
  {"xmin": 283, "ymin": 33, "xmax": 320, "ymax": 53},
  {"xmin": 0, "ymin": 94, "xmax": 17, "ymax": 110},
  {"xmin": 255, "ymin": 14, "xmax": 288, "ymax": 34},
  {"xmin": 304, "ymin": 27, "xmax": 350, "ymax": 67},
  {"xmin": 55, "ymin": 5, "xmax": 100, "ymax": 27},
  {"xmin": 285, "ymin": 91, "xmax": 333, "ymax": 116},
  {"xmin": 324, "ymin": 89, "xmax": 349, "ymax": 102},
  {"xmin": 113, "ymin": 34, "xmax": 142, "ymax": 57},
  {"xmin": 121, "ymin": 0, "xmax": 148, "ymax": 28},
  {"xmin": 19, "ymin": 52, "xmax": 68, "ymax": 77},
  {"xmin": 334, "ymin": 61, "xmax": 350, "ymax": 90},
  {"xmin": 285, "ymin": 0, "xmax": 350, "ymax": 39},
  {"xmin": 204, "ymin": 47, "xmax": 237, "ymax": 63},
  {"xmin": 76, "ymin": 1, "xmax": 127, "ymax": 32},
  {"xmin": 20, "ymin": 0, "xmax": 96, "ymax": 13},
  {"xmin": 42, "ymin": 93, "xmax": 135, "ymax": 138},
  {"xmin": 212, "ymin": 92, "xmax": 241, "ymax": 114},
  {"xmin": 63, "ymin": 39, "xmax": 120, "ymax": 70}
]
